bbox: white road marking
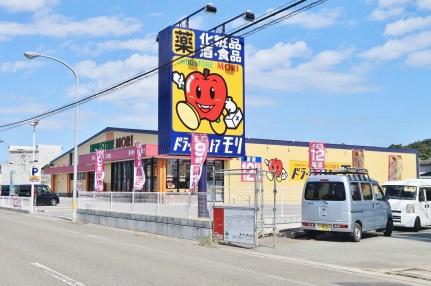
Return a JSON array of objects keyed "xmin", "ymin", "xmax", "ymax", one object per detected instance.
[{"xmin": 31, "ymin": 262, "xmax": 85, "ymax": 286}]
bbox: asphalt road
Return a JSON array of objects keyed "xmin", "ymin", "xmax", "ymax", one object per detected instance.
[{"xmin": 1, "ymin": 209, "xmax": 429, "ymax": 286}]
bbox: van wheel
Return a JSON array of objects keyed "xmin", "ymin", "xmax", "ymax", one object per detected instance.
[
  {"xmin": 413, "ymin": 217, "xmax": 421, "ymax": 232},
  {"xmin": 383, "ymin": 219, "xmax": 393, "ymax": 237},
  {"xmin": 50, "ymin": 199, "xmax": 57, "ymax": 206},
  {"xmin": 351, "ymin": 223, "xmax": 362, "ymax": 242}
]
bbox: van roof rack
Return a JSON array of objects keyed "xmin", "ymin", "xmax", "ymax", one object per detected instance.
[{"xmin": 309, "ymin": 166, "xmax": 371, "ymax": 182}]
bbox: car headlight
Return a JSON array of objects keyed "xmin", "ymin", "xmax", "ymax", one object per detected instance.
[{"xmin": 406, "ymin": 204, "xmax": 415, "ymax": 213}]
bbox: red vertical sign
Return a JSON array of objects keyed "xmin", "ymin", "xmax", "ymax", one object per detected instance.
[
  {"xmin": 190, "ymin": 133, "xmax": 209, "ymax": 191},
  {"xmin": 133, "ymin": 142, "xmax": 145, "ymax": 191},
  {"xmin": 94, "ymin": 150, "xmax": 105, "ymax": 192},
  {"xmin": 309, "ymin": 142, "xmax": 326, "ymax": 171}
]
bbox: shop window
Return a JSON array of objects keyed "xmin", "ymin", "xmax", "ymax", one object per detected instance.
[
  {"xmin": 166, "ymin": 159, "xmax": 178, "ymax": 191},
  {"xmin": 111, "ymin": 160, "xmax": 134, "ymax": 192},
  {"xmin": 88, "ymin": 172, "xmax": 94, "ymax": 191},
  {"xmin": 143, "ymin": 158, "xmax": 157, "ymax": 192},
  {"xmin": 178, "ymin": 160, "xmax": 190, "ymax": 190},
  {"xmin": 70, "ymin": 172, "xmax": 85, "ymax": 180},
  {"xmin": 164, "ymin": 159, "xmax": 224, "ymax": 193}
]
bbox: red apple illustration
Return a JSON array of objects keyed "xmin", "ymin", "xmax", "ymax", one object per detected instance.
[
  {"xmin": 268, "ymin": 158, "xmax": 283, "ymax": 177},
  {"xmin": 184, "ymin": 68, "xmax": 227, "ymax": 122}
]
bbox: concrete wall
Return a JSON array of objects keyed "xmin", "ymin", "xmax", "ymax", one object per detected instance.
[{"xmin": 77, "ymin": 209, "xmax": 212, "ymax": 241}]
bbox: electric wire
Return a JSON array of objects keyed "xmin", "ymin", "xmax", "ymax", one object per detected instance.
[{"xmin": 0, "ymin": 0, "xmax": 327, "ymax": 132}]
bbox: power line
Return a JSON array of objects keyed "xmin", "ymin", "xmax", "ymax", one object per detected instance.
[{"xmin": 0, "ymin": 0, "xmax": 327, "ymax": 132}]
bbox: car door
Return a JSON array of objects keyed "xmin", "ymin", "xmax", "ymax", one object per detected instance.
[
  {"xmin": 418, "ymin": 189, "xmax": 428, "ymax": 225},
  {"xmin": 423, "ymin": 188, "xmax": 431, "ymax": 226},
  {"xmin": 360, "ymin": 182, "xmax": 376, "ymax": 231},
  {"xmin": 350, "ymin": 182, "xmax": 363, "ymax": 227},
  {"xmin": 372, "ymin": 183, "xmax": 387, "ymax": 229}
]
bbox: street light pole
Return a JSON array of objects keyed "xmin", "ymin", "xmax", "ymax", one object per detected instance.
[
  {"xmin": 24, "ymin": 51, "xmax": 79, "ymax": 222},
  {"xmin": 30, "ymin": 119, "xmax": 39, "ymax": 213}
]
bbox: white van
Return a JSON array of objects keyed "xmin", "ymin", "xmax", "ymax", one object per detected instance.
[
  {"xmin": 382, "ymin": 179, "xmax": 431, "ymax": 231},
  {"xmin": 302, "ymin": 169, "xmax": 392, "ymax": 242}
]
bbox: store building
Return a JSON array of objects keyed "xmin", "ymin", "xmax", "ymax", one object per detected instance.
[
  {"xmin": 43, "ymin": 127, "xmax": 419, "ymax": 202},
  {"xmin": 1, "ymin": 145, "xmax": 62, "ymax": 187}
]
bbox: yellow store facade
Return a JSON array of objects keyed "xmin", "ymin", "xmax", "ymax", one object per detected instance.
[{"xmin": 43, "ymin": 127, "xmax": 418, "ymax": 203}]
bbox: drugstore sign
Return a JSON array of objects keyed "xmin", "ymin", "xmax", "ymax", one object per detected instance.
[
  {"xmin": 289, "ymin": 161, "xmax": 350, "ymax": 181},
  {"xmin": 158, "ymin": 26, "xmax": 245, "ymax": 157},
  {"xmin": 90, "ymin": 135, "xmax": 134, "ymax": 152}
]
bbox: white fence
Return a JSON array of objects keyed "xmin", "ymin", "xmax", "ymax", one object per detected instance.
[
  {"xmin": 0, "ymin": 196, "xmax": 31, "ymax": 211},
  {"xmin": 78, "ymin": 191, "xmax": 213, "ymax": 220}
]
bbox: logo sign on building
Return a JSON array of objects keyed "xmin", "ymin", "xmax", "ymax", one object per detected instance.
[
  {"xmin": 309, "ymin": 142, "xmax": 326, "ymax": 171},
  {"xmin": 290, "ymin": 160, "xmax": 350, "ymax": 181},
  {"xmin": 90, "ymin": 135, "xmax": 134, "ymax": 152},
  {"xmin": 158, "ymin": 26, "xmax": 245, "ymax": 157},
  {"xmin": 29, "ymin": 166, "xmax": 41, "ymax": 184},
  {"xmin": 241, "ymin": 156, "xmax": 262, "ymax": 182},
  {"xmin": 94, "ymin": 150, "xmax": 105, "ymax": 192},
  {"xmin": 190, "ymin": 133, "xmax": 209, "ymax": 191},
  {"xmin": 133, "ymin": 142, "xmax": 145, "ymax": 191}
]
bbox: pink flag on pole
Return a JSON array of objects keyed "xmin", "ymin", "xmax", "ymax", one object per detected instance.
[
  {"xmin": 94, "ymin": 150, "xmax": 105, "ymax": 192},
  {"xmin": 133, "ymin": 142, "xmax": 145, "ymax": 191},
  {"xmin": 190, "ymin": 133, "xmax": 209, "ymax": 191},
  {"xmin": 309, "ymin": 142, "xmax": 326, "ymax": 172}
]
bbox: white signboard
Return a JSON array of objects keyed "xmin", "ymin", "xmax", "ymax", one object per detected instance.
[{"xmin": 223, "ymin": 207, "xmax": 256, "ymax": 246}]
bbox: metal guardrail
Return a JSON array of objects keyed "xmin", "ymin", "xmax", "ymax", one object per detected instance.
[{"xmin": 78, "ymin": 191, "xmax": 215, "ymax": 220}]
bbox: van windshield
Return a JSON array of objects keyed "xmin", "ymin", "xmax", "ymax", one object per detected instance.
[
  {"xmin": 304, "ymin": 182, "xmax": 346, "ymax": 201},
  {"xmin": 382, "ymin": 185, "xmax": 417, "ymax": 200}
]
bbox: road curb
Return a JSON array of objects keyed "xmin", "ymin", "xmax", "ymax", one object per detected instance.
[{"xmin": 0, "ymin": 206, "xmax": 30, "ymax": 214}]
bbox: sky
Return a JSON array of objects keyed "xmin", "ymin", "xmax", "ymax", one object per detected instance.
[{"xmin": 0, "ymin": 0, "xmax": 430, "ymax": 162}]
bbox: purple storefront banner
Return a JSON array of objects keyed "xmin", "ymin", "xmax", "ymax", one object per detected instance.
[{"xmin": 43, "ymin": 144, "xmax": 158, "ymax": 175}]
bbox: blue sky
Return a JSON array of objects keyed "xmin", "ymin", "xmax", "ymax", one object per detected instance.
[{"xmin": 0, "ymin": 0, "xmax": 430, "ymax": 162}]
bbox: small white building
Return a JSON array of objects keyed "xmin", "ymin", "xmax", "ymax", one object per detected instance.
[{"xmin": 0, "ymin": 145, "xmax": 62, "ymax": 187}]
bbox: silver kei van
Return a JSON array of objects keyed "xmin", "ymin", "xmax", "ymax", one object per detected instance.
[{"xmin": 301, "ymin": 169, "xmax": 393, "ymax": 242}]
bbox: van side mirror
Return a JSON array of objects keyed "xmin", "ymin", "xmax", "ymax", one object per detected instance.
[{"xmin": 419, "ymin": 193, "xmax": 425, "ymax": 202}]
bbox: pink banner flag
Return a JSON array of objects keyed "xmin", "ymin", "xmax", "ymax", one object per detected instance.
[
  {"xmin": 309, "ymin": 142, "xmax": 326, "ymax": 171},
  {"xmin": 190, "ymin": 133, "xmax": 209, "ymax": 191},
  {"xmin": 94, "ymin": 150, "xmax": 105, "ymax": 192},
  {"xmin": 133, "ymin": 142, "xmax": 145, "ymax": 191}
]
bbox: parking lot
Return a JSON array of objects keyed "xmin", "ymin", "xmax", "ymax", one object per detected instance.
[{"xmin": 253, "ymin": 226, "xmax": 431, "ymax": 284}]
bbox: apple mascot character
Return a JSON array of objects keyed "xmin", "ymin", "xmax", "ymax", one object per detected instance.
[
  {"xmin": 264, "ymin": 158, "xmax": 288, "ymax": 182},
  {"xmin": 173, "ymin": 68, "xmax": 243, "ymax": 135}
]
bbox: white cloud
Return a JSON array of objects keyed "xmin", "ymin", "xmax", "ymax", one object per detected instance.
[
  {"xmin": 0, "ymin": 103, "xmax": 45, "ymax": 116},
  {"xmin": 0, "ymin": 13, "xmax": 142, "ymax": 39},
  {"xmin": 361, "ymin": 31, "xmax": 431, "ymax": 61},
  {"xmin": 405, "ymin": 49, "xmax": 431, "ymax": 66},
  {"xmin": 417, "ymin": 0, "xmax": 431, "ymax": 10},
  {"xmin": 76, "ymin": 53, "xmax": 157, "ymax": 81},
  {"xmin": 0, "ymin": 0, "xmax": 57, "ymax": 12},
  {"xmin": 248, "ymin": 42, "xmax": 310, "ymax": 70},
  {"xmin": 385, "ymin": 16, "xmax": 431, "ymax": 36},
  {"xmin": 65, "ymin": 36, "xmax": 157, "ymax": 56},
  {"xmin": 370, "ymin": 0, "xmax": 409, "ymax": 21},
  {"xmin": 282, "ymin": 8, "xmax": 343, "ymax": 29},
  {"xmin": 75, "ymin": 53, "xmax": 158, "ymax": 116},
  {"xmin": 0, "ymin": 60, "xmax": 38, "ymax": 73},
  {"xmin": 246, "ymin": 43, "xmax": 371, "ymax": 94}
]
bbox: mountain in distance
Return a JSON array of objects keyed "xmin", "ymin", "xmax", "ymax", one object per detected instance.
[{"xmin": 389, "ymin": 139, "xmax": 431, "ymax": 161}]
